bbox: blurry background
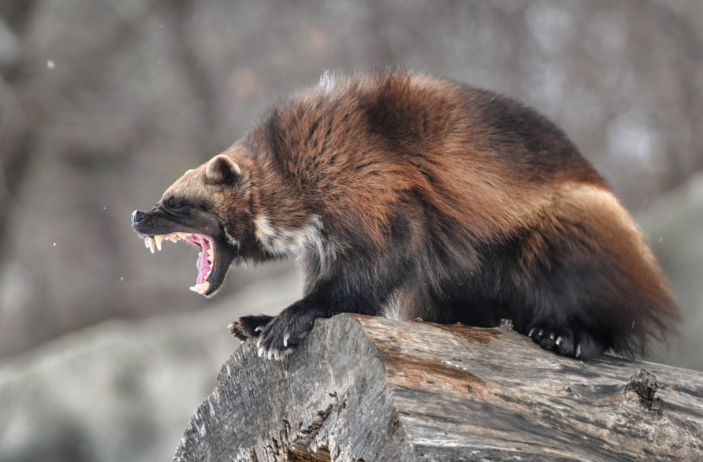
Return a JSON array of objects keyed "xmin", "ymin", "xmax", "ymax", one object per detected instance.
[{"xmin": 0, "ymin": 0, "xmax": 701, "ymax": 461}]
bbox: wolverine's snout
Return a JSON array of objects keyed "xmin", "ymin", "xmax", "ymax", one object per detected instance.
[
  {"xmin": 131, "ymin": 210, "xmax": 145, "ymax": 226},
  {"xmin": 130, "ymin": 203, "xmax": 234, "ymax": 297},
  {"xmin": 131, "ymin": 210, "xmax": 147, "ymax": 234}
]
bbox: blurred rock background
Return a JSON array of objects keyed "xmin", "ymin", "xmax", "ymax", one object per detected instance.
[{"xmin": 0, "ymin": 0, "xmax": 701, "ymax": 461}]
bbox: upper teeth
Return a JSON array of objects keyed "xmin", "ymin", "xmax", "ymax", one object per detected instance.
[
  {"xmin": 145, "ymin": 237, "xmax": 155, "ymax": 253},
  {"xmin": 145, "ymin": 233, "xmax": 192, "ymax": 253}
]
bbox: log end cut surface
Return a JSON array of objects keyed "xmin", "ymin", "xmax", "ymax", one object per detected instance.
[{"xmin": 173, "ymin": 314, "xmax": 703, "ymax": 462}]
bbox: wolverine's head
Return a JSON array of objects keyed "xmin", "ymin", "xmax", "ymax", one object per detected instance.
[{"xmin": 131, "ymin": 151, "xmax": 255, "ymax": 297}]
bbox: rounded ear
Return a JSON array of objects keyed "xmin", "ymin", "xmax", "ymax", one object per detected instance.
[{"xmin": 205, "ymin": 155, "xmax": 242, "ymax": 185}]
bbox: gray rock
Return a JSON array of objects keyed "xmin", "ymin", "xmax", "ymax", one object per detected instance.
[
  {"xmin": 0, "ymin": 272, "xmax": 302, "ymax": 462},
  {"xmin": 0, "ymin": 17, "xmax": 19, "ymax": 69}
]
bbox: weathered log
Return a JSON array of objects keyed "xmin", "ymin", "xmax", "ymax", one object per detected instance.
[{"xmin": 173, "ymin": 314, "xmax": 703, "ymax": 461}]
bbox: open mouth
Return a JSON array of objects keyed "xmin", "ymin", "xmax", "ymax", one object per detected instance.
[{"xmin": 144, "ymin": 232, "xmax": 215, "ymax": 295}]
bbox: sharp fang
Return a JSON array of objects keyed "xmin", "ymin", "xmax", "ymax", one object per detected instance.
[
  {"xmin": 189, "ymin": 281, "xmax": 210, "ymax": 294},
  {"xmin": 149, "ymin": 238, "xmax": 155, "ymax": 253},
  {"xmin": 155, "ymin": 235, "xmax": 163, "ymax": 251},
  {"xmin": 144, "ymin": 237, "xmax": 150, "ymax": 249}
]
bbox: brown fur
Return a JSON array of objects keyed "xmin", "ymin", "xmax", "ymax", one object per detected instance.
[{"xmin": 132, "ymin": 71, "xmax": 679, "ymax": 360}]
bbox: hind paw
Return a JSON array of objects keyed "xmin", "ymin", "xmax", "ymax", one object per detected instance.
[
  {"xmin": 528, "ymin": 324, "xmax": 606, "ymax": 360},
  {"xmin": 528, "ymin": 325, "xmax": 578, "ymax": 357}
]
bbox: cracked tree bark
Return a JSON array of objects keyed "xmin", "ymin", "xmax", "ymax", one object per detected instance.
[{"xmin": 173, "ymin": 314, "xmax": 703, "ymax": 462}]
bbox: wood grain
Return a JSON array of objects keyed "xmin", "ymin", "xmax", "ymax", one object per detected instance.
[{"xmin": 173, "ymin": 314, "xmax": 703, "ymax": 461}]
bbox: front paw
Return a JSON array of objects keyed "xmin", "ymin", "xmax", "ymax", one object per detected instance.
[
  {"xmin": 229, "ymin": 315, "xmax": 273, "ymax": 341},
  {"xmin": 257, "ymin": 305, "xmax": 320, "ymax": 360}
]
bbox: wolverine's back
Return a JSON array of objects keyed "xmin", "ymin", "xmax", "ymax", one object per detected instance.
[{"xmin": 255, "ymin": 72, "xmax": 606, "ymax": 242}]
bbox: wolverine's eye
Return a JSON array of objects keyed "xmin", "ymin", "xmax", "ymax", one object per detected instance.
[{"xmin": 165, "ymin": 197, "xmax": 188, "ymax": 211}]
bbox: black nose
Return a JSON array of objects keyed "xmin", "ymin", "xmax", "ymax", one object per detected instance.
[{"xmin": 131, "ymin": 210, "xmax": 145, "ymax": 225}]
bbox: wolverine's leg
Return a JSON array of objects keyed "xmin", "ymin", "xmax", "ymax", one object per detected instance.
[
  {"xmin": 256, "ymin": 202, "xmax": 424, "ymax": 358},
  {"xmin": 255, "ymin": 261, "xmax": 406, "ymax": 359}
]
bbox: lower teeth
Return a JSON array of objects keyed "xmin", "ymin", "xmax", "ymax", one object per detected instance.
[
  {"xmin": 145, "ymin": 233, "xmax": 214, "ymax": 294},
  {"xmin": 190, "ymin": 281, "xmax": 210, "ymax": 294}
]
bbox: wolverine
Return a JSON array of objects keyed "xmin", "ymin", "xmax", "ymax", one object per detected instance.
[{"xmin": 131, "ymin": 70, "xmax": 679, "ymax": 361}]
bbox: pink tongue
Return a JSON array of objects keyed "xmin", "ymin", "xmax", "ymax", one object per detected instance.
[
  {"xmin": 186, "ymin": 234, "xmax": 211, "ymax": 285},
  {"xmin": 196, "ymin": 249, "xmax": 211, "ymax": 284}
]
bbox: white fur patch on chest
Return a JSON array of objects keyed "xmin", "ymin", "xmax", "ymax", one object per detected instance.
[
  {"xmin": 382, "ymin": 290, "xmax": 403, "ymax": 321},
  {"xmin": 254, "ymin": 213, "xmax": 332, "ymax": 264}
]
